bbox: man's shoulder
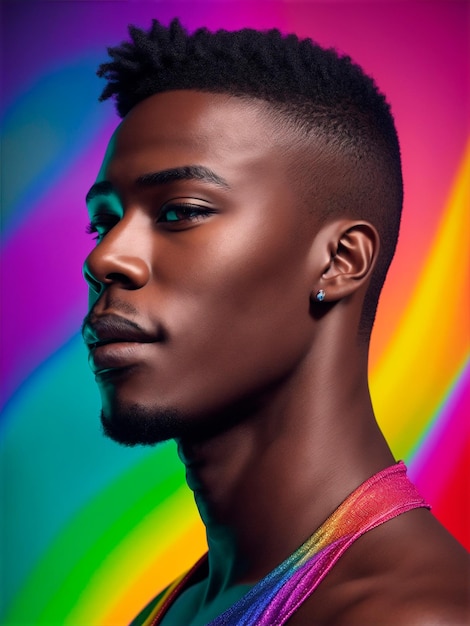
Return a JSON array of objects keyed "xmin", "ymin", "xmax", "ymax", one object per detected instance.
[
  {"xmin": 329, "ymin": 577, "xmax": 470, "ymax": 626},
  {"xmin": 290, "ymin": 509, "xmax": 470, "ymax": 625},
  {"xmin": 290, "ymin": 557, "xmax": 469, "ymax": 626},
  {"xmin": 337, "ymin": 565, "xmax": 469, "ymax": 626}
]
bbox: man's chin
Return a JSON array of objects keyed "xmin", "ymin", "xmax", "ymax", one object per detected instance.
[{"xmin": 100, "ymin": 403, "xmax": 188, "ymax": 446}]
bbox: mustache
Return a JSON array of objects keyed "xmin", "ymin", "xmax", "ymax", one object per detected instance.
[{"xmin": 81, "ymin": 312, "xmax": 161, "ymax": 347}]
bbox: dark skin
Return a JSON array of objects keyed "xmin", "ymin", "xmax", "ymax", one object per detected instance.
[{"xmin": 83, "ymin": 91, "xmax": 469, "ymax": 625}]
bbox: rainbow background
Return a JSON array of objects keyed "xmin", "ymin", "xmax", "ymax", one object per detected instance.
[{"xmin": 1, "ymin": 1, "xmax": 468, "ymax": 624}]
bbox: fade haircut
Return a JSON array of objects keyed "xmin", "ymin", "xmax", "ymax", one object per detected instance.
[{"xmin": 97, "ymin": 18, "xmax": 403, "ymax": 338}]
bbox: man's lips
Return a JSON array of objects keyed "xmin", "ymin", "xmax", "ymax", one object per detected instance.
[
  {"xmin": 82, "ymin": 314, "xmax": 161, "ymax": 374},
  {"xmin": 83, "ymin": 314, "xmax": 158, "ymax": 348}
]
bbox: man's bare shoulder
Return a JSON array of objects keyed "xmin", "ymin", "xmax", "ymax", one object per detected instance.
[
  {"xmin": 330, "ymin": 566, "xmax": 470, "ymax": 626},
  {"xmin": 289, "ymin": 509, "xmax": 470, "ymax": 625}
]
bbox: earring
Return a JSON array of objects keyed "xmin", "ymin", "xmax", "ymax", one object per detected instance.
[{"xmin": 315, "ymin": 289, "xmax": 326, "ymax": 302}]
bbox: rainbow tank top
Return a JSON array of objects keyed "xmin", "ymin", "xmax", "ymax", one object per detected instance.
[{"xmin": 141, "ymin": 462, "xmax": 429, "ymax": 625}]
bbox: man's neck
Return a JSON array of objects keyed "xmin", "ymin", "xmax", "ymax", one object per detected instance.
[{"xmin": 177, "ymin": 343, "xmax": 395, "ymax": 594}]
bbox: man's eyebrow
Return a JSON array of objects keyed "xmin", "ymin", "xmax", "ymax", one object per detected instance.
[
  {"xmin": 85, "ymin": 166, "xmax": 229, "ymax": 205},
  {"xmin": 136, "ymin": 166, "xmax": 230, "ymax": 189},
  {"xmin": 86, "ymin": 181, "xmax": 115, "ymax": 204}
]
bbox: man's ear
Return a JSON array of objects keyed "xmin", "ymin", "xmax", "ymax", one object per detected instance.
[{"xmin": 312, "ymin": 220, "xmax": 380, "ymax": 302}]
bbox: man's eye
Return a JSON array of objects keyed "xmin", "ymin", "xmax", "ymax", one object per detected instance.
[
  {"xmin": 86, "ymin": 215, "xmax": 119, "ymax": 242},
  {"xmin": 158, "ymin": 203, "xmax": 215, "ymax": 225}
]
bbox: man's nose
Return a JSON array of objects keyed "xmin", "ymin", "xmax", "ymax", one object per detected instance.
[{"xmin": 83, "ymin": 221, "xmax": 151, "ymax": 297}]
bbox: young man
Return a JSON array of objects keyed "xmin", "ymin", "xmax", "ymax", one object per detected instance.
[{"xmin": 82, "ymin": 19, "xmax": 469, "ymax": 625}]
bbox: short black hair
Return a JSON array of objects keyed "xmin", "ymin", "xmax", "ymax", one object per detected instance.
[{"xmin": 98, "ymin": 18, "xmax": 403, "ymax": 338}]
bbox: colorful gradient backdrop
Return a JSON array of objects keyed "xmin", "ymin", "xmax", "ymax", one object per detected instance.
[{"xmin": 1, "ymin": 1, "xmax": 469, "ymax": 624}]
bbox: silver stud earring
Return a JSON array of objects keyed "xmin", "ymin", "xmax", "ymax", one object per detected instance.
[{"xmin": 315, "ymin": 289, "xmax": 326, "ymax": 302}]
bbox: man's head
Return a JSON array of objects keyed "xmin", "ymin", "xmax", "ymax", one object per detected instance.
[
  {"xmin": 83, "ymin": 20, "xmax": 403, "ymax": 445},
  {"xmin": 97, "ymin": 18, "xmax": 403, "ymax": 333}
]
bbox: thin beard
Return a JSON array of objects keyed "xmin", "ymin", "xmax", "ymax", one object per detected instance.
[
  {"xmin": 100, "ymin": 402, "xmax": 191, "ymax": 446},
  {"xmin": 82, "ymin": 297, "xmax": 140, "ymax": 333},
  {"xmin": 100, "ymin": 391, "xmax": 266, "ymax": 446}
]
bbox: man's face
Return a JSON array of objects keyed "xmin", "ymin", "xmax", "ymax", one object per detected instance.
[{"xmin": 83, "ymin": 91, "xmax": 322, "ymax": 444}]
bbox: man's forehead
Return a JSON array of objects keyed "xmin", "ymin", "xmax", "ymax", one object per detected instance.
[
  {"xmin": 95, "ymin": 90, "xmax": 302, "ymax": 183},
  {"xmin": 95, "ymin": 131, "xmax": 119, "ymax": 181},
  {"xmin": 112, "ymin": 90, "xmax": 295, "ymax": 151}
]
